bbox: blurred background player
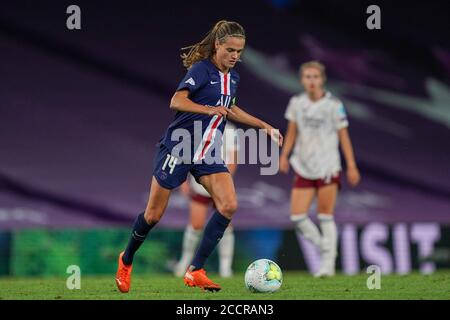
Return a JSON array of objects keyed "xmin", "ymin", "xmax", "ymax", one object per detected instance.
[
  {"xmin": 174, "ymin": 122, "xmax": 239, "ymax": 278},
  {"xmin": 280, "ymin": 61, "xmax": 361, "ymax": 277}
]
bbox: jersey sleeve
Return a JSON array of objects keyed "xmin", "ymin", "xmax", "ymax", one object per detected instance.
[
  {"xmin": 176, "ymin": 62, "xmax": 208, "ymax": 94},
  {"xmin": 334, "ymin": 103, "xmax": 349, "ymax": 129},
  {"xmin": 284, "ymin": 96, "xmax": 298, "ymax": 122}
]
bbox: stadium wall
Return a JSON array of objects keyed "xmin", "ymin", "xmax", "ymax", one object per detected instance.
[{"xmin": 0, "ymin": 223, "xmax": 448, "ymax": 277}]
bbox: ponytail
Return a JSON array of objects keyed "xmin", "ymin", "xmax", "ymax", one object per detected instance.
[{"xmin": 181, "ymin": 20, "xmax": 245, "ymax": 69}]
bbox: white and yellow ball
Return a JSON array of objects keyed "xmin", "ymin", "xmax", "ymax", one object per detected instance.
[{"xmin": 244, "ymin": 259, "xmax": 283, "ymax": 293}]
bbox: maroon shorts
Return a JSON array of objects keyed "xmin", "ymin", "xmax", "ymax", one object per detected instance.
[
  {"xmin": 191, "ymin": 193, "xmax": 213, "ymax": 205},
  {"xmin": 293, "ymin": 172, "xmax": 341, "ymax": 189}
]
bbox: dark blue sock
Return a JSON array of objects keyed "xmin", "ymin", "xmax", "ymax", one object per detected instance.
[
  {"xmin": 191, "ymin": 211, "xmax": 231, "ymax": 271},
  {"xmin": 122, "ymin": 212, "xmax": 156, "ymax": 265}
]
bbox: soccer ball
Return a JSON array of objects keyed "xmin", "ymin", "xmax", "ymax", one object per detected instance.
[{"xmin": 244, "ymin": 259, "xmax": 283, "ymax": 293}]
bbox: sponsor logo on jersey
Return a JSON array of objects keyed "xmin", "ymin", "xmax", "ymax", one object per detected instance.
[{"xmin": 185, "ymin": 77, "xmax": 196, "ymax": 86}]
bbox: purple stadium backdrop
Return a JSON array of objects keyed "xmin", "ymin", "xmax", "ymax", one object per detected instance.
[{"xmin": 1, "ymin": 0, "xmax": 449, "ymax": 232}]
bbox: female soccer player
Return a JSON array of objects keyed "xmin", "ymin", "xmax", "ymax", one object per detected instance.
[
  {"xmin": 174, "ymin": 122, "xmax": 239, "ymax": 278},
  {"xmin": 116, "ymin": 20, "xmax": 283, "ymax": 292},
  {"xmin": 279, "ymin": 61, "xmax": 360, "ymax": 277}
]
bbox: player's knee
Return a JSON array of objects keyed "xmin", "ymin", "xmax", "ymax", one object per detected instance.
[
  {"xmin": 317, "ymin": 206, "xmax": 334, "ymax": 214},
  {"xmin": 191, "ymin": 221, "xmax": 205, "ymax": 230},
  {"xmin": 143, "ymin": 210, "xmax": 162, "ymax": 225},
  {"xmin": 218, "ymin": 199, "xmax": 238, "ymax": 217}
]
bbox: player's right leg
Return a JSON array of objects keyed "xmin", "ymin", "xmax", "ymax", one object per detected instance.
[
  {"xmin": 174, "ymin": 198, "xmax": 208, "ymax": 277},
  {"xmin": 116, "ymin": 177, "xmax": 171, "ymax": 293},
  {"xmin": 290, "ymin": 175, "xmax": 320, "ymax": 248},
  {"xmin": 116, "ymin": 144, "xmax": 188, "ymax": 293}
]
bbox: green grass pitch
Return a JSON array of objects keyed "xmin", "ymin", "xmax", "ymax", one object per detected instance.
[{"xmin": 1, "ymin": 271, "xmax": 449, "ymax": 300}]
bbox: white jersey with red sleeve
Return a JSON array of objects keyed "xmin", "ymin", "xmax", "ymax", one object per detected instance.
[
  {"xmin": 189, "ymin": 122, "xmax": 240, "ymax": 197},
  {"xmin": 284, "ymin": 91, "xmax": 348, "ymax": 181}
]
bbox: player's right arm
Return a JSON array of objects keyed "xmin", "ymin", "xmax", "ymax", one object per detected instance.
[
  {"xmin": 279, "ymin": 121, "xmax": 297, "ymax": 174},
  {"xmin": 170, "ymin": 90, "xmax": 232, "ymax": 117},
  {"xmin": 280, "ymin": 121, "xmax": 297, "ymax": 173},
  {"xmin": 279, "ymin": 96, "xmax": 299, "ymax": 173},
  {"xmin": 171, "ymin": 62, "xmax": 232, "ymax": 118}
]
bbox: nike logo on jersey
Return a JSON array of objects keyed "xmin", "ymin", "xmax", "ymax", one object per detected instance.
[{"xmin": 210, "ymin": 81, "xmax": 219, "ymax": 84}]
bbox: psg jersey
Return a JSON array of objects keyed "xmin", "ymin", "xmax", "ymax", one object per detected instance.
[{"xmin": 159, "ymin": 59, "xmax": 240, "ymax": 163}]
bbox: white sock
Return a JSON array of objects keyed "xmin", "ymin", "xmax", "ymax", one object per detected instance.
[
  {"xmin": 291, "ymin": 214, "xmax": 321, "ymax": 247},
  {"xmin": 318, "ymin": 213, "xmax": 338, "ymax": 273},
  {"xmin": 218, "ymin": 226, "xmax": 234, "ymax": 277},
  {"xmin": 174, "ymin": 225, "xmax": 202, "ymax": 276}
]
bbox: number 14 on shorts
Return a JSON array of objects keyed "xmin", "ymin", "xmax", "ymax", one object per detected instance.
[{"xmin": 162, "ymin": 154, "xmax": 178, "ymax": 174}]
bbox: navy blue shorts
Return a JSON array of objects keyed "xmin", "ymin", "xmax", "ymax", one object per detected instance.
[{"xmin": 153, "ymin": 144, "xmax": 229, "ymax": 190}]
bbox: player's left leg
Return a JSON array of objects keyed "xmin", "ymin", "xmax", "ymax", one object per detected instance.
[
  {"xmin": 184, "ymin": 171, "xmax": 237, "ymax": 290},
  {"xmin": 315, "ymin": 183, "xmax": 338, "ymax": 277},
  {"xmin": 192, "ymin": 172, "xmax": 237, "ymax": 268}
]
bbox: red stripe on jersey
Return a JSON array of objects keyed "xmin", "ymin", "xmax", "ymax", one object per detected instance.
[
  {"xmin": 200, "ymin": 116, "xmax": 222, "ymax": 158},
  {"xmin": 223, "ymin": 73, "xmax": 228, "ymax": 95}
]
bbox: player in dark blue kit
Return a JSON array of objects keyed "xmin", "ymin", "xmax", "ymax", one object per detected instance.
[{"xmin": 116, "ymin": 20, "xmax": 283, "ymax": 292}]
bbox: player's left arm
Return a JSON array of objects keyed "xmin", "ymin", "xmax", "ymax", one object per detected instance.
[
  {"xmin": 227, "ymin": 105, "xmax": 283, "ymax": 147},
  {"xmin": 338, "ymin": 128, "xmax": 361, "ymax": 187}
]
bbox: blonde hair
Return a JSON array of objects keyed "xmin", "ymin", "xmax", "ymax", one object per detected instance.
[
  {"xmin": 299, "ymin": 60, "xmax": 327, "ymax": 82},
  {"xmin": 181, "ymin": 20, "xmax": 245, "ymax": 69}
]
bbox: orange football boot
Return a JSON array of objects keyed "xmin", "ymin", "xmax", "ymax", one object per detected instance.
[
  {"xmin": 184, "ymin": 268, "xmax": 221, "ymax": 292},
  {"xmin": 115, "ymin": 251, "xmax": 133, "ymax": 293}
]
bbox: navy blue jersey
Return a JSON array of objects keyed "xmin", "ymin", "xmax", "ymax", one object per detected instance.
[{"xmin": 159, "ymin": 59, "xmax": 240, "ymax": 163}]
